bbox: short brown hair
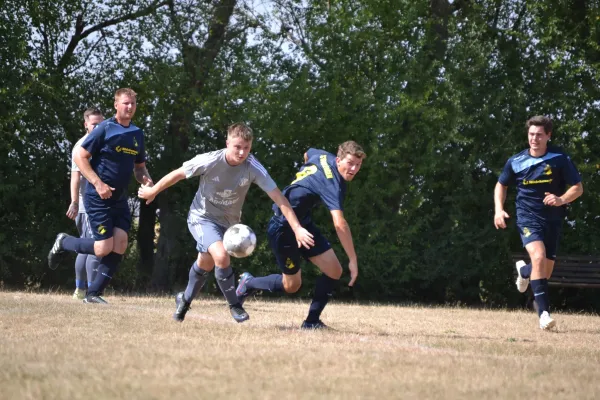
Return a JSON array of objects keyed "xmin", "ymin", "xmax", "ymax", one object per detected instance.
[
  {"xmin": 227, "ymin": 123, "xmax": 253, "ymax": 141},
  {"xmin": 337, "ymin": 141, "xmax": 366, "ymax": 159},
  {"xmin": 114, "ymin": 88, "xmax": 137, "ymax": 101},
  {"xmin": 526, "ymin": 115, "xmax": 553, "ymax": 134},
  {"xmin": 83, "ymin": 107, "xmax": 103, "ymax": 121}
]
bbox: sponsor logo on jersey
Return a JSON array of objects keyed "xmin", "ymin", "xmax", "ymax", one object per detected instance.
[
  {"xmin": 216, "ymin": 189, "xmax": 234, "ymax": 198},
  {"xmin": 523, "ymin": 178, "xmax": 552, "ymax": 185},
  {"xmin": 115, "ymin": 146, "xmax": 139, "ymax": 155}
]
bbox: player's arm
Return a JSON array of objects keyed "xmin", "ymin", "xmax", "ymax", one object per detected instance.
[
  {"xmin": 544, "ymin": 182, "xmax": 583, "ymax": 206},
  {"xmin": 266, "ymin": 188, "xmax": 314, "ymax": 249},
  {"xmin": 66, "ymin": 170, "xmax": 80, "ymax": 220},
  {"xmin": 74, "ymin": 147, "xmax": 115, "ymax": 200},
  {"xmin": 134, "ymin": 162, "xmax": 153, "ymax": 187},
  {"xmin": 331, "ymin": 210, "xmax": 358, "ymax": 287},
  {"xmin": 493, "ymin": 182, "xmax": 510, "ymax": 229},
  {"xmin": 303, "ymin": 152, "xmax": 308, "ymax": 163},
  {"xmin": 138, "ymin": 167, "xmax": 186, "ymax": 205}
]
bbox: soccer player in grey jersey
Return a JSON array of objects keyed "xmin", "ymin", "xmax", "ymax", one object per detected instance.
[
  {"xmin": 138, "ymin": 123, "xmax": 314, "ymax": 323},
  {"xmin": 65, "ymin": 108, "xmax": 104, "ymax": 300}
]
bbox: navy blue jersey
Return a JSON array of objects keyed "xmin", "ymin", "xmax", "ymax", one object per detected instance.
[
  {"xmin": 498, "ymin": 147, "xmax": 581, "ymax": 222},
  {"xmin": 81, "ymin": 117, "xmax": 146, "ymax": 198},
  {"xmin": 274, "ymin": 148, "xmax": 346, "ymax": 223}
]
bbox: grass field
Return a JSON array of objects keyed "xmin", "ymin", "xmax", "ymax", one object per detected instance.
[{"xmin": 1, "ymin": 291, "xmax": 600, "ymax": 400}]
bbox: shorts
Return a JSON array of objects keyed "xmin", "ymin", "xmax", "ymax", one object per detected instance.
[
  {"xmin": 75, "ymin": 212, "xmax": 94, "ymax": 239},
  {"xmin": 267, "ymin": 217, "xmax": 331, "ymax": 275},
  {"xmin": 188, "ymin": 217, "xmax": 228, "ymax": 253},
  {"xmin": 517, "ymin": 220, "xmax": 562, "ymax": 260},
  {"xmin": 84, "ymin": 192, "xmax": 131, "ymax": 240}
]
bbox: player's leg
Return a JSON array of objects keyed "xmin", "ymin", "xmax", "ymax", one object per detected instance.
[
  {"xmin": 303, "ymin": 249, "xmax": 342, "ymax": 329},
  {"xmin": 237, "ymin": 218, "xmax": 299, "ymax": 304},
  {"xmin": 82, "ymin": 212, "xmax": 100, "ymax": 287},
  {"xmin": 71, "ymin": 214, "xmax": 88, "ymax": 300},
  {"xmin": 209, "ymin": 240, "xmax": 249, "ymax": 322},
  {"xmin": 84, "ymin": 200, "xmax": 130, "ymax": 304},
  {"xmin": 173, "ymin": 252, "xmax": 214, "ymax": 322},
  {"xmin": 524, "ymin": 239, "xmax": 555, "ymax": 330}
]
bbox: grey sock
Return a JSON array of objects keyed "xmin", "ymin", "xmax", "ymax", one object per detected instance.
[
  {"xmin": 75, "ymin": 254, "xmax": 87, "ymax": 289},
  {"xmin": 215, "ymin": 266, "xmax": 239, "ymax": 306},
  {"xmin": 86, "ymin": 255, "xmax": 100, "ymax": 286},
  {"xmin": 184, "ymin": 262, "xmax": 209, "ymax": 302}
]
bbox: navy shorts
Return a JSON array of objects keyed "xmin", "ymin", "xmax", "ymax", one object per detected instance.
[
  {"xmin": 84, "ymin": 192, "xmax": 131, "ymax": 240},
  {"xmin": 517, "ymin": 219, "xmax": 562, "ymax": 260},
  {"xmin": 267, "ymin": 217, "xmax": 331, "ymax": 275}
]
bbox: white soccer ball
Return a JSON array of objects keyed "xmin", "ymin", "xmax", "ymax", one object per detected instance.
[{"xmin": 223, "ymin": 224, "xmax": 257, "ymax": 258}]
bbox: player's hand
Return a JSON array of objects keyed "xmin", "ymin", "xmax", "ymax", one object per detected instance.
[
  {"xmin": 544, "ymin": 192, "xmax": 564, "ymax": 207},
  {"xmin": 138, "ymin": 184, "xmax": 157, "ymax": 205},
  {"xmin": 494, "ymin": 210, "xmax": 509, "ymax": 229},
  {"xmin": 66, "ymin": 202, "xmax": 78, "ymax": 220},
  {"xmin": 94, "ymin": 181, "xmax": 115, "ymax": 199},
  {"xmin": 142, "ymin": 175, "xmax": 154, "ymax": 187},
  {"xmin": 294, "ymin": 227, "xmax": 315, "ymax": 249},
  {"xmin": 348, "ymin": 259, "xmax": 358, "ymax": 287}
]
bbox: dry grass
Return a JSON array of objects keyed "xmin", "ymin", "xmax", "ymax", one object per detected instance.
[{"xmin": 1, "ymin": 291, "xmax": 600, "ymax": 400}]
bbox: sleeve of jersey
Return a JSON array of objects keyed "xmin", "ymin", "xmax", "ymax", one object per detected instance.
[
  {"xmin": 135, "ymin": 132, "xmax": 146, "ymax": 164},
  {"xmin": 498, "ymin": 159, "xmax": 515, "ymax": 186},
  {"xmin": 182, "ymin": 153, "xmax": 214, "ymax": 178},
  {"xmin": 249, "ymin": 157, "xmax": 277, "ymax": 193},
  {"xmin": 80, "ymin": 126, "xmax": 105, "ymax": 157},
  {"xmin": 306, "ymin": 148, "xmax": 327, "ymax": 160},
  {"xmin": 319, "ymin": 179, "xmax": 344, "ymax": 211},
  {"xmin": 71, "ymin": 144, "xmax": 80, "ymax": 172},
  {"xmin": 562, "ymin": 156, "xmax": 582, "ymax": 185}
]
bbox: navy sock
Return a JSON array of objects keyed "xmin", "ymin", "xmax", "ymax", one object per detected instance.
[
  {"xmin": 62, "ymin": 236, "xmax": 95, "ymax": 254},
  {"xmin": 530, "ymin": 279, "xmax": 549, "ymax": 317},
  {"xmin": 183, "ymin": 262, "xmax": 209, "ymax": 303},
  {"xmin": 87, "ymin": 252, "xmax": 122, "ymax": 296},
  {"xmin": 306, "ymin": 275, "xmax": 337, "ymax": 323},
  {"xmin": 246, "ymin": 274, "xmax": 284, "ymax": 293},
  {"xmin": 215, "ymin": 266, "xmax": 239, "ymax": 306},
  {"xmin": 75, "ymin": 254, "xmax": 87, "ymax": 289},
  {"xmin": 520, "ymin": 263, "xmax": 532, "ymax": 279}
]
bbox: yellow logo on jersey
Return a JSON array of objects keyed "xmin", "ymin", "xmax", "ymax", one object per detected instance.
[
  {"xmin": 115, "ymin": 145, "xmax": 139, "ymax": 155},
  {"xmin": 522, "ymin": 227, "xmax": 531, "ymax": 238},
  {"xmin": 133, "ymin": 138, "xmax": 139, "ymax": 148},
  {"xmin": 543, "ymin": 164, "xmax": 552, "ymax": 176},
  {"xmin": 523, "ymin": 178, "xmax": 552, "ymax": 185},
  {"xmin": 98, "ymin": 225, "xmax": 107, "ymax": 235},
  {"xmin": 285, "ymin": 258, "xmax": 295, "ymax": 269},
  {"xmin": 320, "ymin": 155, "xmax": 333, "ymax": 179}
]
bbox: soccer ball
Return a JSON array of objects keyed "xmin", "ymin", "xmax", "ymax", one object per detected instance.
[{"xmin": 223, "ymin": 224, "xmax": 257, "ymax": 258}]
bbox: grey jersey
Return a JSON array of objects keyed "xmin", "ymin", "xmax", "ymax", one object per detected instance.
[
  {"xmin": 71, "ymin": 136, "xmax": 88, "ymax": 213},
  {"xmin": 183, "ymin": 149, "xmax": 277, "ymax": 227}
]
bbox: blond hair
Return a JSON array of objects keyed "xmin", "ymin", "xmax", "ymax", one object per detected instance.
[
  {"xmin": 227, "ymin": 123, "xmax": 253, "ymax": 141},
  {"xmin": 114, "ymin": 88, "xmax": 137, "ymax": 101},
  {"xmin": 83, "ymin": 107, "xmax": 103, "ymax": 121},
  {"xmin": 337, "ymin": 141, "xmax": 366, "ymax": 159}
]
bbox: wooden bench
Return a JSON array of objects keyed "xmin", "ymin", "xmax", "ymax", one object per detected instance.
[{"xmin": 512, "ymin": 254, "xmax": 600, "ymax": 288}]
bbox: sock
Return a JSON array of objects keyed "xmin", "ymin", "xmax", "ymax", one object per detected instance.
[
  {"xmin": 246, "ymin": 274, "xmax": 284, "ymax": 292},
  {"xmin": 86, "ymin": 252, "xmax": 122, "ymax": 297},
  {"xmin": 183, "ymin": 262, "xmax": 209, "ymax": 303},
  {"xmin": 86, "ymin": 255, "xmax": 100, "ymax": 288},
  {"xmin": 215, "ymin": 266, "xmax": 239, "ymax": 306},
  {"xmin": 75, "ymin": 254, "xmax": 87, "ymax": 289},
  {"xmin": 520, "ymin": 263, "xmax": 532, "ymax": 279},
  {"xmin": 530, "ymin": 279, "xmax": 549, "ymax": 317},
  {"xmin": 306, "ymin": 275, "xmax": 337, "ymax": 323},
  {"xmin": 62, "ymin": 236, "xmax": 95, "ymax": 254}
]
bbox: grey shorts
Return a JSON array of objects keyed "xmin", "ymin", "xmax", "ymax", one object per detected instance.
[
  {"xmin": 188, "ymin": 217, "xmax": 228, "ymax": 253},
  {"xmin": 75, "ymin": 212, "xmax": 94, "ymax": 239}
]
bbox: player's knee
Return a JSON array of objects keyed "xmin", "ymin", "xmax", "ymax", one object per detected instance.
[
  {"xmin": 212, "ymin": 252, "xmax": 230, "ymax": 268},
  {"xmin": 94, "ymin": 243, "xmax": 112, "ymax": 258},
  {"xmin": 283, "ymin": 279, "xmax": 301, "ymax": 293},
  {"xmin": 530, "ymin": 251, "xmax": 546, "ymax": 266}
]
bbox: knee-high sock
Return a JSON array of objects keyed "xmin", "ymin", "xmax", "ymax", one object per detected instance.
[
  {"xmin": 530, "ymin": 279, "xmax": 550, "ymax": 317},
  {"xmin": 246, "ymin": 274, "xmax": 284, "ymax": 292},
  {"xmin": 306, "ymin": 275, "xmax": 337, "ymax": 323},
  {"xmin": 86, "ymin": 255, "xmax": 100, "ymax": 287},
  {"xmin": 62, "ymin": 236, "xmax": 95, "ymax": 254},
  {"xmin": 183, "ymin": 262, "xmax": 209, "ymax": 303},
  {"xmin": 215, "ymin": 266, "xmax": 239, "ymax": 306},
  {"xmin": 87, "ymin": 252, "xmax": 122, "ymax": 297},
  {"xmin": 74, "ymin": 254, "xmax": 88, "ymax": 289}
]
